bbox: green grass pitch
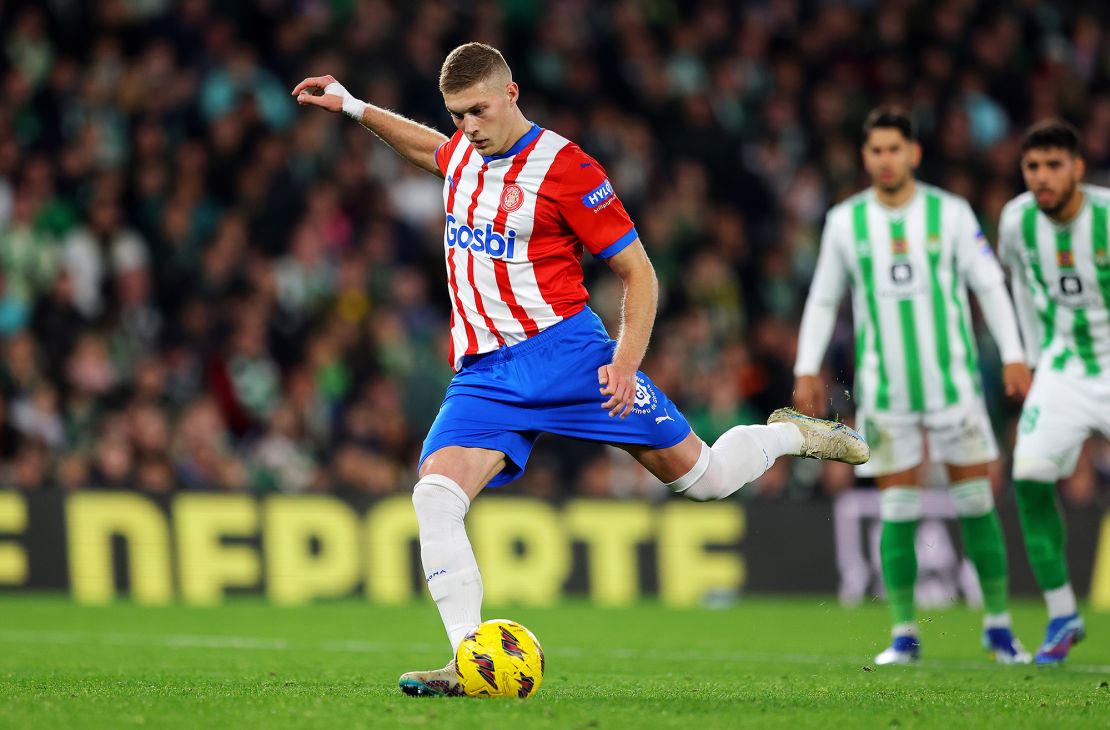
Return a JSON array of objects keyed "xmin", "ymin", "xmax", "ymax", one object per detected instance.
[{"xmin": 0, "ymin": 595, "xmax": 1107, "ymax": 729}]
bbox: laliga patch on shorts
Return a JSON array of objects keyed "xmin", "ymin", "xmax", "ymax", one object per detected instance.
[
  {"xmin": 631, "ymin": 376, "xmax": 658, "ymax": 415},
  {"xmin": 582, "ymin": 179, "xmax": 615, "ymax": 210}
]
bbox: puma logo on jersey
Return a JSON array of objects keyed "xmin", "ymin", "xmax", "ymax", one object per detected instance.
[{"xmin": 655, "ymin": 409, "xmax": 674, "ymax": 424}]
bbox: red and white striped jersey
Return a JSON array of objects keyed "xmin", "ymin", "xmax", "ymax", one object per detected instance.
[{"xmin": 434, "ymin": 124, "xmax": 639, "ymax": 371}]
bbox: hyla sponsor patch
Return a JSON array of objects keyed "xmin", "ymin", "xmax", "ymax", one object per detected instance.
[{"xmin": 582, "ymin": 179, "xmax": 615, "ymax": 210}]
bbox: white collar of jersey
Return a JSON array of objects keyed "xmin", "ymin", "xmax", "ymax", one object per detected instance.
[
  {"xmin": 480, "ymin": 123, "xmax": 541, "ymax": 164},
  {"xmin": 870, "ymin": 184, "xmax": 921, "ymax": 217}
]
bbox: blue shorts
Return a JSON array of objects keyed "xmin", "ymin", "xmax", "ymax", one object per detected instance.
[{"xmin": 420, "ymin": 306, "xmax": 692, "ymax": 487}]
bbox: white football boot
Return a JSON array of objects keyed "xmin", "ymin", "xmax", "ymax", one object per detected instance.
[
  {"xmin": 874, "ymin": 635, "xmax": 921, "ymax": 666},
  {"xmin": 767, "ymin": 407, "xmax": 870, "ymax": 465},
  {"xmin": 398, "ymin": 660, "xmax": 463, "ymax": 697}
]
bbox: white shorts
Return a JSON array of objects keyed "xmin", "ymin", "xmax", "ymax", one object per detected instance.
[
  {"xmin": 1013, "ymin": 368, "xmax": 1110, "ymax": 480},
  {"xmin": 854, "ymin": 399, "xmax": 999, "ymax": 478}
]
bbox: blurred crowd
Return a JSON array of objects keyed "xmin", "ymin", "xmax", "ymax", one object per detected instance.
[{"xmin": 1, "ymin": 0, "xmax": 1108, "ymax": 503}]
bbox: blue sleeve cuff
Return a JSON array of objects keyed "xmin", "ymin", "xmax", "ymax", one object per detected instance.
[{"xmin": 595, "ymin": 227, "xmax": 638, "ymax": 259}]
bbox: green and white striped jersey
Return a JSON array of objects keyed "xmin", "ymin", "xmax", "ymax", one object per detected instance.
[
  {"xmin": 797, "ymin": 183, "xmax": 1021, "ymax": 413},
  {"xmin": 999, "ymin": 184, "xmax": 1110, "ymax": 378}
]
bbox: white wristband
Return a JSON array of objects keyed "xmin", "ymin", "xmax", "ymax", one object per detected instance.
[
  {"xmin": 324, "ymin": 81, "xmax": 368, "ymax": 122},
  {"xmin": 342, "ymin": 95, "xmax": 368, "ymax": 122}
]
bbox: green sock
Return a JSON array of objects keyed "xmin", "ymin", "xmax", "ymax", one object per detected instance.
[
  {"xmin": 1014, "ymin": 479, "xmax": 1069, "ymax": 590},
  {"xmin": 881, "ymin": 519, "xmax": 918, "ymax": 625},
  {"xmin": 957, "ymin": 511, "xmax": 1009, "ymax": 615},
  {"xmin": 950, "ymin": 479, "xmax": 1009, "ymax": 616}
]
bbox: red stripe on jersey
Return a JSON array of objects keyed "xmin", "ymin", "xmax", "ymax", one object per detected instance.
[
  {"xmin": 530, "ymin": 145, "xmax": 593, "ymax": 318},
  {"xmin": 446, "ymin": 305, "xmax": 454, "ymax": 371},
  {"xmin": 466, "ymin": 163, "xmax": 486, "ymax": 228},
  {"xmin": 445, "ymin": 145, "xmax": 473, "ymax": 212},
  {"xmin": 445, "ymin": 145, "xmax": 478, "ymax": 363},
  {"xmin": 446, "ymin": 247, "xmax": 477, "ymax": 361},
  {"xmin": 434, "ymin": 131, "xmax": 464, "ymax": 176},
  {"xmin": 467, "ymin": 252, "xmax": 504, "ymax": 351},
  {"xmin": 491, "ymin": 135, "xmax": 542, "ymax": 337},
  {"xmin": 490, "ymin": 133, "xmax": 541, "ymax": 233},
  {"xmin": 492, "ymin": 261, "xmax": 539, "ymax": 337},
  {"xmin": 464, "ymin": 163, "xmax": 505, "ymax": 350}
]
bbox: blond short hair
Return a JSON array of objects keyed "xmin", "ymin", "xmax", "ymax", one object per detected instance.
[{"xmin": 439, "ymin": 42, "xmax": 511, "ymax": 94}]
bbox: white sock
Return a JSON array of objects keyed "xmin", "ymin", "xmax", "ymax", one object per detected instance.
[
  {"xmin": 1044, "ymin": 584, "xmax": 1077, "ymax": 619},
  {"xmin": 666, "ymin": 423, "xmax": 801, "ymax": 501},
  {"xmin": 879, "ymin": 487, "xmax": 921, "ymax": 522},
  {"xmin": 949, "ymin": 478, "xmax": 993, "ymax": 517},
  {"xmin": 891, "ymin": 622, "xmax": 917, "ymax": 638},
  {"xmin": 412, "ymin": 474, "xmax": 482, "ymax": 653},
  {"xmin": 983, "ymin": 612, "xmax": 1012, "ymax": 629},
  {"xmin": 752, "ymin": 422, "xmax": 804, "ymax": 456}
]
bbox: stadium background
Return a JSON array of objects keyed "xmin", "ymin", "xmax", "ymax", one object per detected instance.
[{"xmin": 0, "ymin": 0, "xmax": 1109, "ymax": 604}]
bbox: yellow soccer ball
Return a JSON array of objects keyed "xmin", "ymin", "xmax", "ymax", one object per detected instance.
[{"xmin": 454, "ymin": 619, "xmax": 545, "ymax": 699}]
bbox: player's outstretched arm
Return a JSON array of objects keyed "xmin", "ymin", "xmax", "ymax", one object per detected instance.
[
  {"xmin": 599, "ymin": 240, "xmax": 657, "ymax": 419},
  {"xmin": 292, "ymin": 75, "xmax": 449, "ymax": 178}
]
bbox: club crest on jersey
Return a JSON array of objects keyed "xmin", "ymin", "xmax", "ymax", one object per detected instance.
[
  {"xmin": 582, "ymin": 178, "xmax": 615, "ymax": 210},
  {"xmin": 499, "ymin": 183, "xmax": 525, "ymax": 213},
  {"xmin": 445, "ymin": 214, "xmax": 517, "ymax": 259},
  {"xmin": 1057, "ymin": 250, "xmax": 1075, "ymax": 268},
  {"xmin": 891, "ymin": 237, "xmax": 908, "ymax": 256}
]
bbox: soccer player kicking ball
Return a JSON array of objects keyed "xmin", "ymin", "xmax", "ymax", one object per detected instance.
[
  {"xmin": 293, "ymin": 42, "xmax": 869, "ymax": 696},
  {"xmin": 793, "ymin": 108, "xmax": 1032, "ymax": 666},
  {"xmin": 998, "ymin": 120, "xmax": 1107, "ymax": 665}
]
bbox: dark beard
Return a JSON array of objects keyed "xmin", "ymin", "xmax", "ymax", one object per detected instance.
[
  {"xmin": 1040, "ymin": 182, "xmax": 1079, "ymax": 217},
  {"xmin": 876, "ymin": 175, "xmax": 912, "ymax": 197}
]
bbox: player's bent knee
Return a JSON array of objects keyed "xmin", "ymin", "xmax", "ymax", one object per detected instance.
[
  {"xmin": 665, "ymin": 440, "xmax": 713, "ymax": 497},
  {"xmin": 664, "ymin": 439, "xmax": 738, "ymax": 501},
  {"xmin": 1012, "ymin": 456, "xmax": 1060, "ymax": 484},
  {"xmin": 412, "ymin": 474, "xmax": 471, "ymax": 521},
  {"xmin": 681, "ymin": 479, "xmax": 724, "ymax": 502},
  {"xmin": 666, "ymin": 432, "xmax": 770, "ymax": 501}
]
